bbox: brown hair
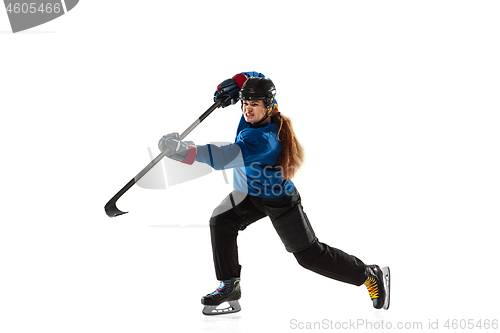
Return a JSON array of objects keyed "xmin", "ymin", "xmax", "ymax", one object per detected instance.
[{"xmin": 269, "ymin": 104, "xmax": 305, "ymax": 180}]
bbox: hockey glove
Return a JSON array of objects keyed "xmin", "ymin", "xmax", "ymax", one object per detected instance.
[
  {"xmin": 214, "ymin": 73, "xmax": 248, "ymax": 108},
  {"xmin": 158, "ymin": 133, "xmax": 197, "ymax": 165}
]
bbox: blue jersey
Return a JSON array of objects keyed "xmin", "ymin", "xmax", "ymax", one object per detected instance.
[{"xmin": 195, "ymin": 115, "xmax": 295, "ymax": 198}]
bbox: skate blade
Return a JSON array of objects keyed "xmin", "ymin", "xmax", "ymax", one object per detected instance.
[
  {"xmin": 382, "ymin": 266, "xmax": 391, "ymax": 310},
  {"xmin": 202, "ymin": 301, "xmax": 241, "ymax": 316}
]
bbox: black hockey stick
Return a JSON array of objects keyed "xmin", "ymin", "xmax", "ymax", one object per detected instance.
[{"xmin": 104, "ymin": 96, "xmax": 229, "ymax": 217}]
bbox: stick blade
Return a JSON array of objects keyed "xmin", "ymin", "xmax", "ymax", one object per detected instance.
[{"xmin": 104, "ymin": 201, "xmax": 128, "ymax": 218}]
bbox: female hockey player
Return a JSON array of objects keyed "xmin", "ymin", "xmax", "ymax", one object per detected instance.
[{"xmin": 158, "ymin": 72, "xmax": 390, "ymax": 315}]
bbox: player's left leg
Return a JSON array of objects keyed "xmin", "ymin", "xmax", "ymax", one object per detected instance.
[{"xmin": 263, "ymin": 188, "xmax": 390, "ymax": 309}]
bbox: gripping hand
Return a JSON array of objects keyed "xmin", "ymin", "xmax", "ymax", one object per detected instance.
[
  {"xmin": 158, "ymin": 133, "xmax": 197, "ymax": 165},
  {"xmin": 214, "ymin": 73, "xmax": 248, "ymax": 108}
]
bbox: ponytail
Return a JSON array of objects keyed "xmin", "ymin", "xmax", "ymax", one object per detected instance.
[{"xmin": 270, "ymin": 104, "xmax": 305, "ymax": 180}]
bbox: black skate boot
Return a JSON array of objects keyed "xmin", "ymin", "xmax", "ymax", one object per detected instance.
[
  {"xmin": 201, "ymin": 277, "xmax": 241, "ymax": 315},
  {"xmin": 364, "ymin": 265, "xmax": 390, "ymax": 310}
]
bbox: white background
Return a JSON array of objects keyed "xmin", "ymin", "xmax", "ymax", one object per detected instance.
[{"xmin": 1, "ymin": 1, "xmax": 499, "ymax": 332}]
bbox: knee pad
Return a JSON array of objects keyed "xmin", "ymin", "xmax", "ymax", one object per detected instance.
[
  {"xmin": 271, "ymin": 204, "xmax": 317, "ymax": 253},
  {"xmin": 293, "ymin": 240, "xmax": 323, "ymax": 269}
]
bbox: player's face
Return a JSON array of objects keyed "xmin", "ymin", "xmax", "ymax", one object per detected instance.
[{"xmin": 242, "ymin": 100, "xmax": 268, "ymax": 123}]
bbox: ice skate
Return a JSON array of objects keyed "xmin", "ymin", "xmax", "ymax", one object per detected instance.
[
  {"xmin": 364, "ymin": 265, "xmax": 390, "ymax": 310},
  {"xmin": 201, "ymin": 277, "xmax": 241, "ymax": 315}
]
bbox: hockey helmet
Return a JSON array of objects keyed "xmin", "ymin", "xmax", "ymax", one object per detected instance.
[{"xmin": 239, "ymin": 77, "xmax": 276, "ymax": 109}]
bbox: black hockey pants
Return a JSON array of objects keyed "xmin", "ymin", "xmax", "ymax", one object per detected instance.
[{"xmin": 209, "ymin": 188, "xmax": 367, "ymax": 286}]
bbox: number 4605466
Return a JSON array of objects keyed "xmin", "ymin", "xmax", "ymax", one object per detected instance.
[{"xmin": 6, "ymin": 3, "xmax": 62, "ymax": 14}]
